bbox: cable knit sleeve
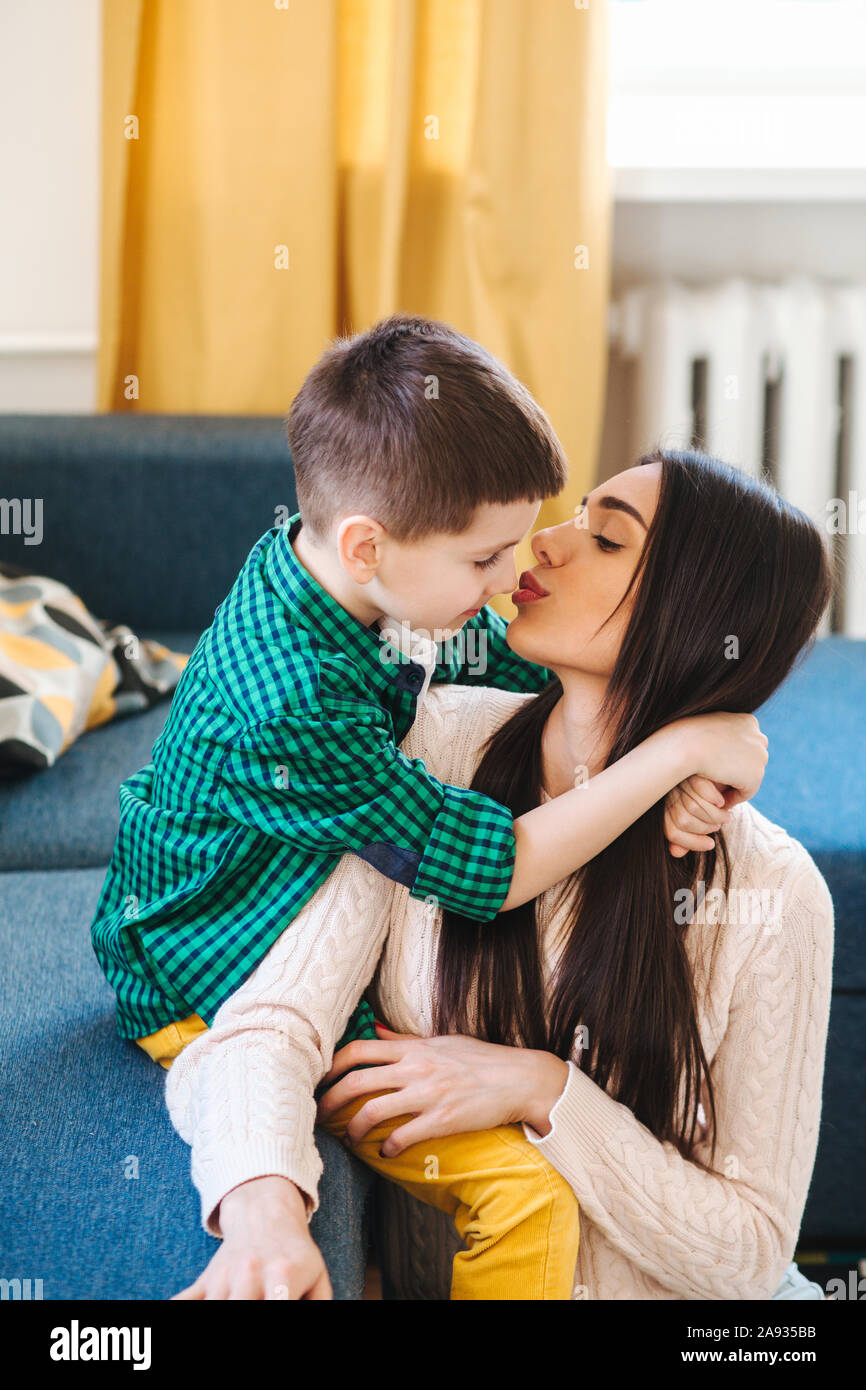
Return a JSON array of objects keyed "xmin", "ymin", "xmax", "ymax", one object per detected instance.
[
  {"xmin": 163, "ymin": 854, "xmax": 397, "ymax": 1238},
  {"xmin": 520, "ymin": 830, "xmax": 835, "ymax": 1300},
  {"xmin": 162, "ymin": 683, "xmax": 503, "ymax": 1243}
]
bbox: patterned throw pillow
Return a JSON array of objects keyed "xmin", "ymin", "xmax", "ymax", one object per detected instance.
[{"xmin": 0, "ymin": 560, "xmax": 189, "ymax": 775}]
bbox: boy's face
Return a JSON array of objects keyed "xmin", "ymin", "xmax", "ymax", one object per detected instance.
[{"xmin": 342, "ymin": 499, "xmax": 543, "ymax": 637}]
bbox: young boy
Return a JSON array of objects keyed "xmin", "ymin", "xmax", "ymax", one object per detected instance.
[{"xmin": 91, "ymin": 314, "xmax": 728, "ymax": 1299}]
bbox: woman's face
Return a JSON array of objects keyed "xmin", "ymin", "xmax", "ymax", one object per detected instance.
[{"xmin": 507, "ymin": 462, "xmax": 662, "ymax": 679}]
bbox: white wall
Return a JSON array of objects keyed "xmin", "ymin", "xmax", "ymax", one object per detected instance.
[{"xmin": 0, "ymin": 0, "xmax": 100, "ymax": 411}]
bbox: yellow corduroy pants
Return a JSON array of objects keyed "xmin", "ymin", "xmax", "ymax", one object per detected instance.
[{"xmin": 138, "ymin": 1014, "xmax": 580, "ymax": 1300}]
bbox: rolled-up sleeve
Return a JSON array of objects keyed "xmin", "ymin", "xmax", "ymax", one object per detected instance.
[
  {"xmin": 218, "ymin": 706, "xmax": 516, "ymax": 921},
  {"xmin": 406, "ymin": 778, "xmax": 516, "ymax": 917}
]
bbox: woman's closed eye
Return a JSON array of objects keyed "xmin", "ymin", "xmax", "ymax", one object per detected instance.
[{"xmin": 593, "ymin": 534, "xmax": 623, "ymax": 553}]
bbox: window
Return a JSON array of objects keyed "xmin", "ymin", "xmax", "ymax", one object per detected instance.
[{"xmin": 609, "ymin": 0, "xmax": 866, "ymax": 180}]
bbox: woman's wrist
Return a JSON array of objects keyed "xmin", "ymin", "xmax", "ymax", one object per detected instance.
[
  {"xmin": 521, "ymin": 1051, "xmax": 570, "ymax": 1137},
  {"xmin": 217, "ymin": 1174, "xmax": 310, "ymax": 1238}
]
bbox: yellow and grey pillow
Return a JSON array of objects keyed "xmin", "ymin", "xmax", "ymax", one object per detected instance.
[{"xmin": 0, "ymin": 560, "xmax": 189, "ymax": 775}]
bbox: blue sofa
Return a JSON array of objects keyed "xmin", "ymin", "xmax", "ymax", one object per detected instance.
[{"xmin": 1, "ymin": 414, "xmax": 863, "ymax": 1300}]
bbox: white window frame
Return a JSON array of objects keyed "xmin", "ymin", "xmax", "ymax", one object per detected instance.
[{"xmin": 608, "ymin": 0, "xmax": 866, "ymax": 201}]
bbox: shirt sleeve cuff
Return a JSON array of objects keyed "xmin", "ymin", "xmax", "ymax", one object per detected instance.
[
  {"xmin": 408, "ymin": 782, "xmax": 516, "ymax": 920},
  {"xmin": 194, "ymin": 1138, "xmax": 324, "ymax": 1239}
]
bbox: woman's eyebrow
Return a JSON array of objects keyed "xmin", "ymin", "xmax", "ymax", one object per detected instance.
[{"xmin": 580, "ymin": 493, "xmax": 647, "ymax": 531}]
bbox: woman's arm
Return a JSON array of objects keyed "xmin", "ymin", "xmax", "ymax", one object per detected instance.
[
  {"xmin": 319, "ymin": 832, "xmax": 833, "ymax": 1301},
  {"xmin": 518, "ymin": 838, "xmax": 834, "ymax": 1300},
  {"xmin": 164, "ymin": 853, "xmax": 396, "ymax": 1293},
  {"xmin": 173, "ymin": 1176, "xmax": 332, "ymax": 1301}
]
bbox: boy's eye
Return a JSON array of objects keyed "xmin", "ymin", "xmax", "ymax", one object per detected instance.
[
  {"xmin": 592, "ymin": 534, "xmax": 622, "ymax": 553},
  {"xmin": 475, "ymin": 550, "xmax": 503, "ymax": 570}
]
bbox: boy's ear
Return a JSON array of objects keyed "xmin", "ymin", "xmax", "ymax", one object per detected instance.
[{"xmin": 336, "ymin": 514, "xmax": 387, "ymax": 578}]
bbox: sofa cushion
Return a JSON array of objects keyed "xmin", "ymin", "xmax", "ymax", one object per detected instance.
[
  {"xmin": 751, "ymin": 635, "xmax": 866, "ymax": 991},
  {"xmin": 0, "ymin": 563, "xmax": 188, "ymax": 774},
  {"xmin": 0, "ymin": 867, "xmax": 374, "ymax": 1299},
  {"xmin": 0, "ymin": 632, "xmax": 199, "ymax": 871}
]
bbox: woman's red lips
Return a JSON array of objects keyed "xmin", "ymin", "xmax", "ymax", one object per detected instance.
[{"xmin": 512, "ymin": 570, "xmax": 550, "ymax": 604}]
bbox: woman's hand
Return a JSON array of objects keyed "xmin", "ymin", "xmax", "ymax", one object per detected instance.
[
  {"xmin": 171, "ymin": 1176, "xmax": 331, "ymax": 1301},
  {"xmin": 315, "ymin": 1026, "xmax": 570, "ymax": 1152}
]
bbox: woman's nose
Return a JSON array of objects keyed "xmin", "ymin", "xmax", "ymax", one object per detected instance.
[{"xmin": 531, "ymin": 522, "xmax": 569, "ymax": 567}]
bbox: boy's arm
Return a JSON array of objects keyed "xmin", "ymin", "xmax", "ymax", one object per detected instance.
[
  {"xmin": 218, "ymin": 701, "xmax": 712, "ymax": 922},
  {"xmin": 501, "ymin": 714, "xmax": 767, "ymax": 912},
  {"xmin": 219, "ymin": 704, "xmax": 517, "ymax": 921},
  {"xmin": 430, "ymin": 603, "xmax": 553, "ymax": 694},
  {"xmin": 502, "ymin": 724, "xmax": 698, "ymax": 910}
]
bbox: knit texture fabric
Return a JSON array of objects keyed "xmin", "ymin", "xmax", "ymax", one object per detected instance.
[{"xmin": 165, "ymin": 681, "xmax": 834, "ymax": 1300}]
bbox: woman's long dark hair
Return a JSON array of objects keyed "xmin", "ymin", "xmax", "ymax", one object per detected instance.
[{"xmin": 433, "ymin": 450, "xmax": 834, "ymax": 1164}]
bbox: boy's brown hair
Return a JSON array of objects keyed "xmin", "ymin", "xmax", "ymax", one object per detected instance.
[{"xmin": 285, "ymin": 314, "xmax": 568, "ymax": 544}]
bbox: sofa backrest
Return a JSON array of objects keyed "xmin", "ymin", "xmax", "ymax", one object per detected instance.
[{"xmin": 0, "ymin": 413, "xmax": 296, "ymax": 630}]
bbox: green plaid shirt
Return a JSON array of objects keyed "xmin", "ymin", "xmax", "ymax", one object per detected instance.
[{"xmin": 90, "ymin": 511, "xmax": 553, "ymax": 1049}]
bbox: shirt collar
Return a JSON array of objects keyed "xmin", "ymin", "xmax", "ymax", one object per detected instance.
[{"xmin": 264, "ymin": 512, "xmax": 440, "ymax": 703}]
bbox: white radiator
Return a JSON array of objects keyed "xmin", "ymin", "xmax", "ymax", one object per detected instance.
[{"xmin": 609, "ymin": 277, "xmax": 866, "ymax": 637}]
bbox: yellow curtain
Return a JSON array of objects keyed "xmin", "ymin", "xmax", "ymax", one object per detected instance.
[{"xmin": 100, "ymin": 0, "xmax": 611, "ymax": 619}]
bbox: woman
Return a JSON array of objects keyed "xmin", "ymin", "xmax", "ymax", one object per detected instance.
[{"xmin": 168, "ymin": 448, "xmax": 834, "ymax": 1300}]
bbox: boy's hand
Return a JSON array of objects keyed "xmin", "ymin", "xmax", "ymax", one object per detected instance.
[{"xmin": 663, "ymin": 775, "xmax": 732, "ymax": 858}]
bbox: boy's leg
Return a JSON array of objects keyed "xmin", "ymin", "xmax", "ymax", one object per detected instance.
[
  {"xmin": 135, "ymin": 1013, "xmax": 209, "ymax": 1068},
  {"xmin": 138, "ymin": 998, "xmax": 377, "ymax": 1071},
  {"xmin": 319, "ymin": 1090, "xmax": 579, "ymax": 1301}
]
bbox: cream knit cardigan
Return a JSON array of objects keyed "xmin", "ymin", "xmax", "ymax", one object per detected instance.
[{"xmin": 165, "ymin": 681, "xmax": 835, "ymax": 1301}]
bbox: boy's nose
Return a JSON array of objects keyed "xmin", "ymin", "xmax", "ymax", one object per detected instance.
[
  {"xmin": 487, "ymin": 577, "xmax": 518, "ymax": 604},
  {"xmin": 480, "ymin": 565, "xmax": 519, "ymax": 604}
]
